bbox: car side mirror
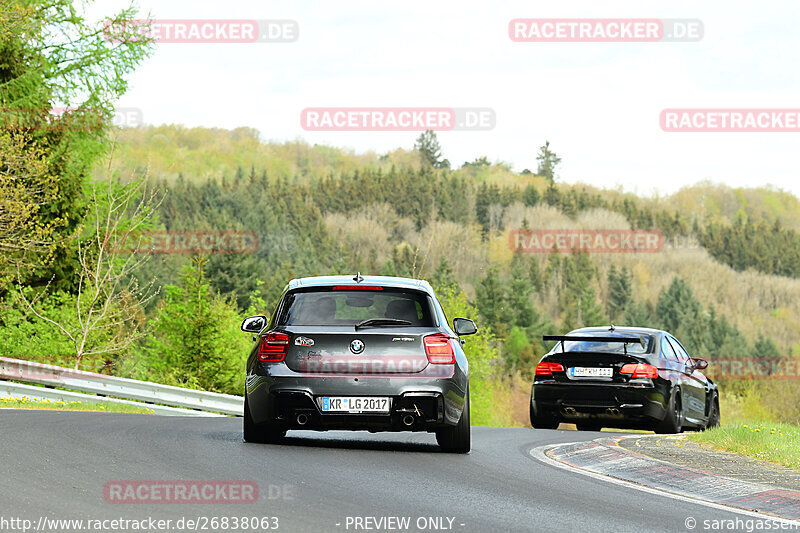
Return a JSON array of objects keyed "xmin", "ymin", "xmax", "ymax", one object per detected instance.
[
  {"xmin": 691, "ymin": 358, "xmax": 708, "ymax": 370},
  {"xmin": 453, "ymin": 317, "xmax": 478, "ymax": 336},
  {"xmin": 241, "ymin": 315, "xmax": 268, "ymax": 333}
]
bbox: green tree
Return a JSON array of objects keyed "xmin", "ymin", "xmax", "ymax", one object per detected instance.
[
  {"xmin": 607, "ymin": 265, "xmax": 632, "ymax": 320},
  {"xmin": 414, "ymin": 130, "xmax": 449, "ymax": 169},
  {"xmin": 561, "ymin": 285, "xmax": 605, "ymax": 330},
  {"xmin": 705, "ymin": 308, "xmax": 749, "ymax": 357},
  {"xmin": 0, "ymin": 289, "xmax": 105, "ymax": 369},
  {"xmin": 462, "ymin": 156, "xmax": 490, "ymax": 168},
  {"xmin": 17, "ymin": 179, "xmax": 159, "ymax": 369},
  {"xmin": 505, "ymin": 256, "xmax": 546, "ymax": 370},
  {"xmin": 508, "ymin": 254, "xmax": 534, "ymax": 328},
  {"xmin": 430, "ymin": 257, "xmax": 460, "ymax": 294},
  {"xmin": 655, "ymin": 277, "xmax": 708, "ymax": 352},
  {"xmin": 754, "ymin": 333, "xmax": 782, "ymax": 358},
  {"xmin": 528, "ymin": 256, "xmax": 543, "ymax": 292},
  {"xmin": 434, "ymin": 285, "xmax": 507, "ymax": 426},
  {"xmin": 130, "ymin": 257, "xmax": 248, "ymax": 394},
  {"xmin": 504, "ymin": 326, "xmax": 533, "ymax": 375},
  {"xmin": 474, "ymin": 265, "xmax": 509, "ymax": 335},
  {"xmin": 0, "ymin": 131, "xmax": 57, "ymax": 289},
  {"xmin": 543, "ymin": 181, "xmax": 560, "ymax": 206},
  {"xmin": 536, "ymin": 140, "xmax": 561, "ymax": 182},
  {"xmin": 522, "ymin": 184, "xmax": 540, "ymax": 207},
  {"xmin": 0, "ymin": 0, "xmax": 154, "ymax": 290},
  {"xmin": 623, "ymin": 300, "xmax": 653, "ymax": 326},
  {"xmin": 389, "ymin": 242, "xmax": 418, "ymax": 278}
]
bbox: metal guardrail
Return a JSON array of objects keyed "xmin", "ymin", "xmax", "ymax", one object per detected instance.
[
  {"xmin": 0, "ymin": 357, "xmax": 243, "ymax": 417},
  {"xmin": 0, "ymin": 381, "xmax": 225, "ymax": 417}
]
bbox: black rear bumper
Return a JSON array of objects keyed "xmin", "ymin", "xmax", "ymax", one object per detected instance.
[
  {"xmin": 532, "ymin": 380, "xmax": 669, "ymax": 427},
  {"xmin": 267, "ymin": 389, "xmax": 444, "ymax": 431},
  {"xmin": 245, "ymin": 373, "xmax": 466, "ymax": 432}
]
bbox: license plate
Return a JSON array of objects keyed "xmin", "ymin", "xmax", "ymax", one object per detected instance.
[
  {"xmin": 569, "ymin": 367, "xmax": 613, "ymax": 378},
  {"xmin": 320, "ymin": 397, "xmax": 390, "ymax": 413}
]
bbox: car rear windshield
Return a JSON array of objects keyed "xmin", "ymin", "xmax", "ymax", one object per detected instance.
[
  {"xmin": 556, "ymin": 334, "xmax": 653, "ymax": 355},
  {"xmin": 276, "ymin": 288, "xmax": 435, "ymax": 327}
]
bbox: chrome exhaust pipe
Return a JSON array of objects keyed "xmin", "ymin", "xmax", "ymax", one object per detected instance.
[
  {"xmin": 296, "ymin": 413, "xmax": 309, "ymax": 426},
  {"xmin": 606, "ymin": 408, "xmax": 621, "ymax": 416},
  {"xmin": 402, "ymin": 414, "xmax": 415, "ymax": 426},
  {"xmin": 562, "ymin": 407, "xmax": 577, "ymax": 416}
]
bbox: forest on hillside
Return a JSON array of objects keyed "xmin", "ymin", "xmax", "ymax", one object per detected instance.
[
  {"xmin": 6, "ymin": 127, "xmax": 800, "ymax": 424},
  {"xmin": 3, "ymin": 1, "xmax": 799, "ymax": 426}
]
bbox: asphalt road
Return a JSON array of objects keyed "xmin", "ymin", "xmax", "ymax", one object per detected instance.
[{"xmin": 0, "ymin": 410, "xmax": 754, "ymax": 533}]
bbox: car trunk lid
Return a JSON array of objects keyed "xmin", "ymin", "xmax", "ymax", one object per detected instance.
[
  {"xmin": 282, "ymin": 327, "xmax": 434, "ymax": 375},
  {"xmin": 543, "ymin": 351, "xmax": 645, "ymax": 383}
]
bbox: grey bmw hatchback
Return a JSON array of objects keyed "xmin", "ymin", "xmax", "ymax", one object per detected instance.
[{"xmin": 240, "ymin": 274, "xmax": 478, "ymax": 453}]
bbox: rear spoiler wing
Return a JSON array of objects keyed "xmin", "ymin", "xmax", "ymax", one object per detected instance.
[{"xmin": 542, "ymin": 335, "xmax": 646, "ymax": 355}]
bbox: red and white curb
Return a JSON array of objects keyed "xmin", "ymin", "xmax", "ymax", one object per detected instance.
[{"xmin": 531, "ymin": 436, "xmax": 800, "ymax": 523}]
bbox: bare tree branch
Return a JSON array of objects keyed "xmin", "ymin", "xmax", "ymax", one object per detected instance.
[{"xmin": 17, "ymin": 178, "xmax": 162, "ymax": 369}]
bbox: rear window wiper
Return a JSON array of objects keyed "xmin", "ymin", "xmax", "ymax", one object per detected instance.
[{"xmin": 355, "ymin": 318, "xmax": 412, "ymax": 329}]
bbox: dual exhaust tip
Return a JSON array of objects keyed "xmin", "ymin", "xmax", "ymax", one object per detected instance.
[
  {"xmin": 561, "ymin": 407, "xmax": 621, "ymax": 416},
  {"xmin": 296, "ymin": 413, "xmax": 417, "ymax": 426},
  {"xmin": 296, "ymin": 413, "xmax": 418, "ymax": 426}
]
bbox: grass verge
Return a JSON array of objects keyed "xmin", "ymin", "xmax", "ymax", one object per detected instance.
[
  {"xmin": 0, "ymin": 396, "xmax": 155, "ymax": 414},
  {"xmin": 688, "ymin": 422, "xmax": 800, "ymax": 470}
]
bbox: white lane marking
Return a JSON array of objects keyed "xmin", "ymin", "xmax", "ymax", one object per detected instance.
[{"xmin": 529, "ymin": 443, "xmax": 800, "ymax": 526}]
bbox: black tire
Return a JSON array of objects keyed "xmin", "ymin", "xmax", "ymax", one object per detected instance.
[
  {"xmin": 529, "ymin": 401, "xmax": 559, "ymax": 430},
  {"xmin": 705, "ymin": 393, "xmax": 721, "ymax": 430},
  {"xmin": 243, "ymin": 395, "xmax": 285, "ymax": 444},
  {"xmin": 436, "ymin": 388, "xmax": 471, "ymax": 453},
  {"xmin": 576, "ymin": 422, "xmax": 603, "ymax": 432},
  {"xmin": 655, "ymin": 388, "xmax": 683, "ymax": 434}
]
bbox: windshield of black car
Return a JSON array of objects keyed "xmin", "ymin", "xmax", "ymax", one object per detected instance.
[
  {"xmin": 553, "ymin": 334, "xmax": 653, "ymax": 354},
  {"xmin": 277, "ymin": 289, "xmax": 435, "ymax": 327}
]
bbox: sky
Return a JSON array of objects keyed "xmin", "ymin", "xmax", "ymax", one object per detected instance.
[{"xmin": 88, "ymin": 0, "xmax": 800, "ymax": 197}]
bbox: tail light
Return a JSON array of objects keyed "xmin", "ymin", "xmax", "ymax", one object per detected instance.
[
  {"xmin": 258, "ymin": 331, "xmax": 290, "ymax": 362},
  {"xmin": 424, "ymin": 334, "xmax": 455, "ymax": 364},
  {"xmin": 535, "ymin": 361, "xmax": 565, "ymax": 376},
  {"xmin": 620, "ymin": 363, "xmax": 659, "ymax": 379}
]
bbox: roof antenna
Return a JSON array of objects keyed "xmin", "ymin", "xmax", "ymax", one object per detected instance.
[
  {"xmin": 353, "ymin": 272, "xmax": 364, "ymax": 283},
  {"xmin": 609, "ymin": 324, "xmax": 616, "ymax": 332}
]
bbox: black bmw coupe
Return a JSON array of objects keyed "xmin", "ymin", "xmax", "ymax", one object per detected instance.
[{"xmin": 530, "ymin": 326, "xmax": 720, "ymax": 433}]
